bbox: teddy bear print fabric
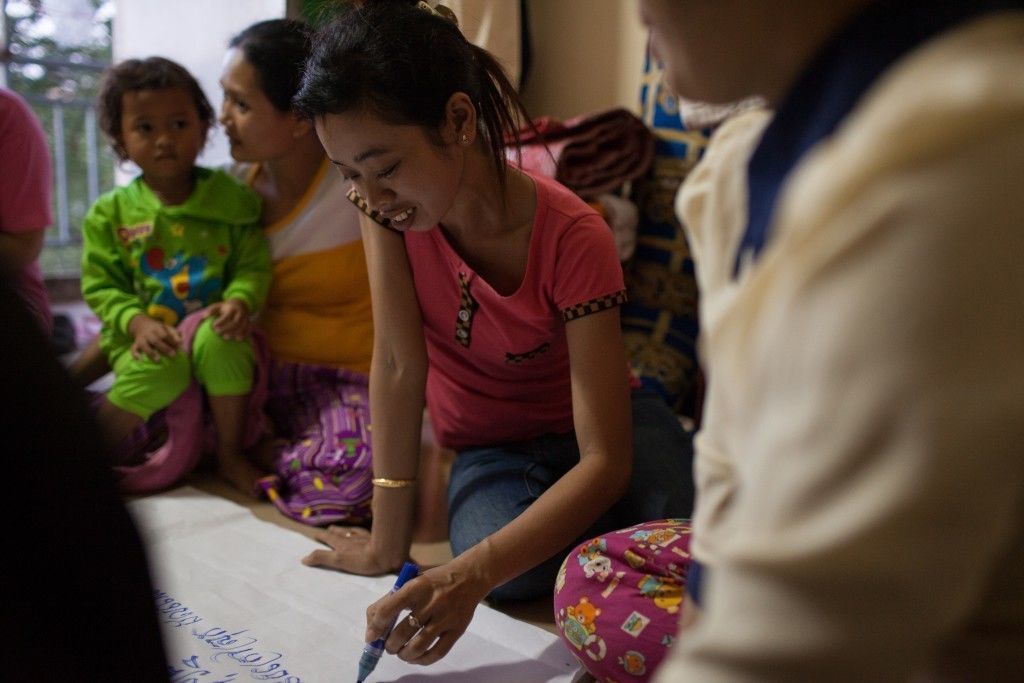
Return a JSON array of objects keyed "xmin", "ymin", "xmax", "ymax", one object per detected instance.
[{"xmin": 554, "ymin": 519, "xmax": 692, "ymax": 681}]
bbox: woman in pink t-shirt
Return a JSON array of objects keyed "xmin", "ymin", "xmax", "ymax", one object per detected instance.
[
  {"xmin": 294, "ymin": 0, "xmax": 693, "ymax": 666},
  {"xmin": 0, "ymin": 88, "xmax": 53, "ymax": 334}
]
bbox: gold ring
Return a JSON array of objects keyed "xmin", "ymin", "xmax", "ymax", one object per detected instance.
[{"xmin": 407, "ymin": 614, "xmax": 420, "ymax": 629}]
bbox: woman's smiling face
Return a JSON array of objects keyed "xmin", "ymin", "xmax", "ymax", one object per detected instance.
[{"xmin": 315, "ymin": 108, "xmax": 463, "ymax": 233}]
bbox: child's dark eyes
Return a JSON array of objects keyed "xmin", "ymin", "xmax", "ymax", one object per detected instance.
[
  {"xmin": 172, "ymin": 119, "xmax": 191, "ymax": 130},
  {"xmin": 135, "ymin": 122, "xmax": 153, "ymax": 133}
]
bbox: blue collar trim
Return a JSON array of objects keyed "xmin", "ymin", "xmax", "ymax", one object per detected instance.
[{"xmin": 735, "ymin": 0, "xmax": 1020, "ymax": 277}]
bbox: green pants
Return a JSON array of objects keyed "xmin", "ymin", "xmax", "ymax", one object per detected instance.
[{"xmin": 106, "ymin": 318, "xmax": 254, "ymax": 420}]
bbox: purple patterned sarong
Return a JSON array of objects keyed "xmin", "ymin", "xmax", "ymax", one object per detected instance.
[{"xmin": 256, "ymin": 360, "xmax": 373, "ymax": 526}]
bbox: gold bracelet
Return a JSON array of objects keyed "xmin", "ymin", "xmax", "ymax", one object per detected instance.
[{"xmin": 372, "ymin": 477, "xmax": 417, "ymax": 488}]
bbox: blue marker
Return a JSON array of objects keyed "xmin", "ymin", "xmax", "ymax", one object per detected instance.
[{"xmin": 356, "ymin": 561, "xmax": 420, "ymax": 683}]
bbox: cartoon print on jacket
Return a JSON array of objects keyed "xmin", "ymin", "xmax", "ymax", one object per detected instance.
[{"xmin": 140, "ymin": 247, "xmax": 221, "ymax": 325}]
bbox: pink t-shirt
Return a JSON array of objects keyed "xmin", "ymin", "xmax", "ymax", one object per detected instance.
[
  {"xmin": 405, "ymin": 172, "xmax": 625, "ymax": 450},
  {"xmin": 0, "ymin": 89, "xmax": 52, "ymax": 332}
]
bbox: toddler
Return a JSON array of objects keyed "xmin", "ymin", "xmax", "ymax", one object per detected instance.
[{"xmin": 81, "ymin": 56, "xmax": 271, "ymax": 495}]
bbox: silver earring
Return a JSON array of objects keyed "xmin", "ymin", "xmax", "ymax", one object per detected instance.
[{"xmin": 460, "ymin": 133, "xmax": 470, "ymax": 145}]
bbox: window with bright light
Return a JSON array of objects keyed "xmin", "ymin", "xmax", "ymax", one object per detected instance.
[{"xmin": 2, "ymin": 0, "xmax": 115, "ymax": 276}]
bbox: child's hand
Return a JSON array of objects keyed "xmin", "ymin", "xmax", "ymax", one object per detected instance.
[
  {"xmin": 205, "ymin": 298, "xmax": 251, "ymax": 340},
  {"xmin": 128, "ymin": 315, "xmax": 182, "ymax": 361}
]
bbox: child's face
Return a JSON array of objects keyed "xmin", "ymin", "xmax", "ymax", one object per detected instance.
[
  {"xmin": 218, "ymin": 48, "xmax": 298, "ymax": 163},
  {"xmin": 119, "ymin": 87, "xmax": 205, "ymax": 184},
  {"xmin": 315, "ymin": 108, "xmax": 461, "ymax": 233}
]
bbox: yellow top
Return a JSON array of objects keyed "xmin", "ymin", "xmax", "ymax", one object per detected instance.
[{"xmin": 235, "ymin": 161, "xmax": 373, "ymax": 373}]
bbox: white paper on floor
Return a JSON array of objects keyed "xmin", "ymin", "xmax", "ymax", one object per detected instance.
[{"xmin": 128, "ymin": 487, "xmax": 577, "ymax": 683}]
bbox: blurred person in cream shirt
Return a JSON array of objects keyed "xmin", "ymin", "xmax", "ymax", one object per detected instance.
[{"xmin": 637, "ymin": 0, "xmax": 1024, "ymax": 680}]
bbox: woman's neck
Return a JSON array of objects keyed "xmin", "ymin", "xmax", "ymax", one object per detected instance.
[
  {"xmin": 442, "ymin": 147, "xmax": 533, "ymax": 243},
  {"xmin": 144, "ymin": 171, "xmax": 194, "ymax": 207},
  {"xmin": 439, "ymin": 147, "xmax": 537, "ymax": 295},
  {"xmin": 256, "ymin": 133, "xmax": 326, "ymax": 223}
]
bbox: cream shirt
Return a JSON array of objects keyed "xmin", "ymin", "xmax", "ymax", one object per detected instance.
[{"xmin": 657, "ymin": 14, "xmax": 1024, "ymax": 682}]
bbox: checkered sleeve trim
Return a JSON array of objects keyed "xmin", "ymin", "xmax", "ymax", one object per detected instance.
[
  {"xmin": 346, "ymin": 187, "xmax": 402, "ymax": 234},
  {"xmin": 561, "ymin": 289, "xmax": 627, "ymax": 322}
]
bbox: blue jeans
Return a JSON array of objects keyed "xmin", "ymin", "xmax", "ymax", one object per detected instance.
[{"xmin": 447, "ymin": 389, "xmax": 694, "ymax": 602}]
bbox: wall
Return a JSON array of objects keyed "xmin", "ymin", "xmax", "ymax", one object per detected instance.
[
  {"xmin": 113, "ymin": 0, "xmax": 648, "ymax": 160},
  {"xmin": 113, "ymin": 0, "xmax": 285, "ymax": 172},
  {"xmin": 522, "ymin": 0, "xmax": 648, "ymax": 120}
]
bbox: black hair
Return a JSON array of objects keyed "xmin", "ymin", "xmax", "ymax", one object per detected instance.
[
  {"xmin": 228, "ymin": 18, "xmax": 312, "ymax": 113},
  {"xmin": 294, "ymin": 0, "xmax": 534, "ymax": 186},
  {"xmin": 97, "ymin": 56, "xmax": 215, "ymax": 161}
]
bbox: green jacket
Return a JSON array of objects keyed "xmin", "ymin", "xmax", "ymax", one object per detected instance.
[{"xmin": 81, "ymin": 167, "xmax": 269, "ymax": 350}]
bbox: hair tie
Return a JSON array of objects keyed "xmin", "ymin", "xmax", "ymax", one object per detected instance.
[{"xmin": 416, "ymin": 1, "xmax": 459, "ymax": 28}]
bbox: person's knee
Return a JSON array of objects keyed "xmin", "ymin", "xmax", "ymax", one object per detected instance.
[
  {"xmin": 192, "ymin": 319, "xmax": 254, "ymax": 394},
  {"xmin": 192, "ymin": 318, "xmax": 249, "ymax": 358},
  {"xmin": 632, "ymin": 390, "xmax": 690, "ymax": 449},
  {"xmin": 447, "ymin": 507, "xmax": 493, "ymax": 558},
  {"xmin": 554, "ymin": 521, "xmax": 693, "ymax": 681},
  {"xmin": 110, "ymin": 352, "xmax": 191, "ymax": 418},
  {"xmin": 624, "ymin": 391, "xmax": 696, "ymax": 520},
  {"xmin": 447, "ymin": 447, "xmax": 549, "ymax": 556}
]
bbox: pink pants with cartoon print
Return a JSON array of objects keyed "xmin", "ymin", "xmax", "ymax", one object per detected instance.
[{"xmin": 554, "ymin": 519, "xmax": 692, "ymax": 682}]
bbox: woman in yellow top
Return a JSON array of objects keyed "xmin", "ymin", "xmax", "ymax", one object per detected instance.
[
  {"xmin": 74, "ymin": 18, "xmax": 375, "ymax": 522},
  {"xmin": 220, "ymin": 18, "xmax": 374, "ymax": 523}
]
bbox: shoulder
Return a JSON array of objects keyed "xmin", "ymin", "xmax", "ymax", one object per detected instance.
[
  {"xmin": 197, "ymin": 166, "xmax": 258, "ymax": 198},
  {"xmin": 0, "ymin": 89, "xmax": 48, "ymax": 155},
  {"xmin": 676, "ymin": 108, "xmax": 771, "ymax": 273},
  {"xmin": 530, "ymin": 171, "xmax": 599, "ymax": 224},
  {"xmin": 679, "ymin": 107, "xmax": 772, "ymax": 215},
  {"xmin": 784, "ymin": 13, "xmax": 1024, "ymax": 237},
  {"xmin": 0, "ymin": 89, "xmax": 39, "ymax": 131},
  {"xmin": 528, "ymin": 172, "xmax": 608, "ymax": 238},
  {"xmin": 528, "ymin": 173, "xmax": 618, "ymax": 264},
  {"xmin": 85, "ymin": 179, "xmax": 143, "ymax": 220},
  {"xmin": 846, "ymin": 12, "xmax": 1024, "ymax": 161},
  {"xmin": 193, "ymin": 166, "xmax": 262, "ymax": 223}
]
